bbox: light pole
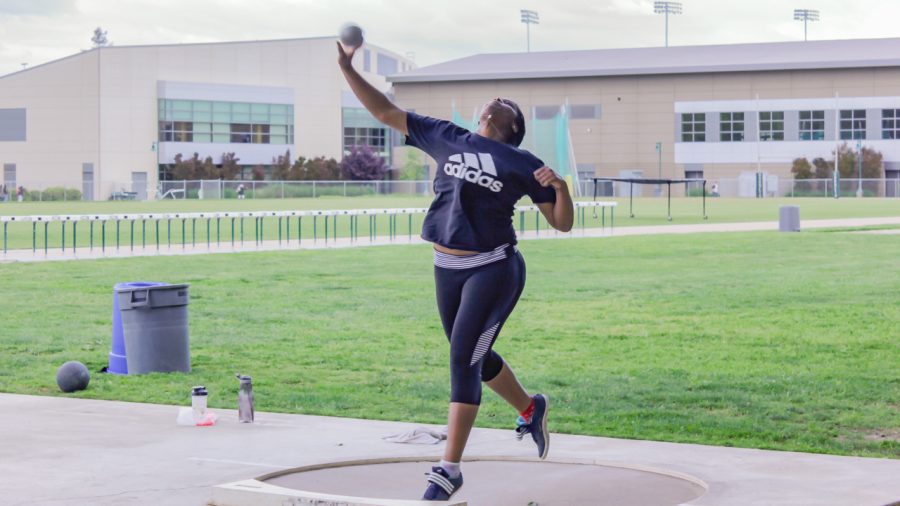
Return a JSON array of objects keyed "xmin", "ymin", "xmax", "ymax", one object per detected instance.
[
  {"xmin": 653, "ymin": 1, "xmax": 682, "ymax": 48},
  {"xmin": 655, "ymin": 142, "xmax": 662, "ymax": 196},
  {"xmin": 152, "ymin": 141, "xmax": 160, "ymax": 197},
  {"xmin": 793, "ymin": 9, "xmax": 819, "ymax": 42},
  {"xmin": 856, "ymin": 140, "xmax": 863, "ymax": 197},
  {"xmin": 520, "ymin": 9, "xmax": 539, "ymax": 52}
]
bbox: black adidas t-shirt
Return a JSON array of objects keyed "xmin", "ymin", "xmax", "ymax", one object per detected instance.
[{"xmin": 405, "ymin": 112, "xmax": 556, "ymax": 252}]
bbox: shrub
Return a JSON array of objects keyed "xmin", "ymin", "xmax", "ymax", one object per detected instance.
[
  {"xmin": 27, "ymin": 187, "xmax": 82, "ymax": 201},
  {"xmin": 341, "ymin": 145, "xmax": 388, "ymax": 181},
  {"xmin": 686, "ymin": 187, "xmax": 707, "ymax": 197}
]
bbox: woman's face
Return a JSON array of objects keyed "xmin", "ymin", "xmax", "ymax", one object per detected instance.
[{"xmin": 477, "ymin": 98, "xmax": 518, "ymax": 142}]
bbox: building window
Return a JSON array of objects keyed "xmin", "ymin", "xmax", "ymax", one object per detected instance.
[
  {"xmin": 799, "ymin": 110, "xmax": 825, "ymax": 140},
  {"xmin": 840, "ymin": 109, "xmax": 866, "ymax": 140},
  {"xmin": 0, "ymin": 108, "xmax": 27, "ymax": 141},
  {"xmin": 342, "ymin": 108, "xmax": 390, "ymax": 159},
  {"xmin": 535, "ymin": 105, "xmax": 560, "ymax": 120},
  {"xmin": 343, "ymin": 127, "xmax": 386, "ymax": 151},
  {"xmin": 719, "ymin": 112, "xmax": 744, "ymax": 142},
  {"xmin": 680, "ymin": 113, "xmax": 705, "ymax": 142},
  {"xmin": 759, "ymin": 111, "xmax": 784, "ymax": 141},
  {"xmin": 158, "ymin": 121, "xmax": 193, "ymax": 142},
  {"xmin": 882, "ymin": 109, "xmax": 900, "ymax": 139},
  {"xmin": 363, "ymin": 49, "xmax": 371, "ymax": 72},
  {"xmin": 158, "ymin": 99, "xmax": 293, "ymax": 144},
  {"xmin": 569, "ymin": 104, "xmax": 601, "ymax": 120},
  {"xmin": 377, "ymin": 53, "xmax": 398, "ymax": 76}
]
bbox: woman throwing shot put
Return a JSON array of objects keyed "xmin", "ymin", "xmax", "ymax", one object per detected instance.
[{"xmin": 338, "ymin": 39, "xmax": 573, "ymax": 501}]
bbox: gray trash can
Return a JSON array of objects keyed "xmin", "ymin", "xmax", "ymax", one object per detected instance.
[
  {"xmin": 116, "ymin": 284, "xmax": 191, "ymax": 374},
  {"xmin": 779, "ymin": 206, "xmax": 801, "ymax": 232}
]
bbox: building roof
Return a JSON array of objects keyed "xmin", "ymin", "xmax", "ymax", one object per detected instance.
[
  {"xmin": 389, "ymin": 38, "xmax": 900, "ymax": 83},
  {"xmin": 1, "ymin": 36, "xmax": 410, "ymax": 81}
]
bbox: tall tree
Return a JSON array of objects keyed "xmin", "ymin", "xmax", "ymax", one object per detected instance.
[
  {"xmin": 271, "ymin": 150, "xmax": 292, "ymax": 180},
  {"xmin": 251, "ymin": 165, "xmax": 266, "ymax": 181},
  {"xmin": 304, "ymin": 157, "xmax": 342, "ymax": 180},
  {"xmin": 791, "ymin": 157, "xmax": 813, "ymax": 179},
  {"xmin": 220, "ymin": 152, "xmax": 241, "ymax": 180}
]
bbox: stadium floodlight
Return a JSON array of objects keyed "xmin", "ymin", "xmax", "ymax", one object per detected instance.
[
  {"xmin": 793, "ymin": 9, "xmax": 820, "ymax": 41},
  {"xmin": 520, "ymin": 9, "xmax": 539, "ymax": 52},
  {"xmin": 653, "ymin": 1, "xmax": 682, "ymax": 48}
]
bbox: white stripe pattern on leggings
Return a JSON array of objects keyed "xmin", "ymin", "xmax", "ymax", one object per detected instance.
[
  {"xmin": 433, "ymin": 243, "xmax": 512, "ymax": 270},
  {"xmin": 470, "ymin": 321, "xmax": 500, "ymax": 366}
]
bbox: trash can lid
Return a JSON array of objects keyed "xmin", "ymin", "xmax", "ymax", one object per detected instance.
[
  {"xmin": 114, "ymin": 281, "xmax": 169, "ymax": 291},
  {"xmin": 115, "ymin": 282, "xmax": 186, "ymax": 293}
]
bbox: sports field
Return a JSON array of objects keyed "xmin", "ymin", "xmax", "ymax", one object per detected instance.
[
  {"xmin": 1, "ymin": 228, "xmax": 897, "ymax": 458},
  {"xmin": 1, "ymin": 197, "xmax": 898, "ymax": 251}
]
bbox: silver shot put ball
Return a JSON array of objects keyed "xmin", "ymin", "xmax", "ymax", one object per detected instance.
[{"xmin": 339, "ymin": 24, "xmax": 364, "ymax": 48}]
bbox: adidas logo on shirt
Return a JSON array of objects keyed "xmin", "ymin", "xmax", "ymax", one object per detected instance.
[{"xmin": 443, "ymin": 153, "xmax": 504, "ymax": 193}]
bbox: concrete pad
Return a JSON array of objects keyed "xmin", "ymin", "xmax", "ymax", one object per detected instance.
[
  {"xmin": 214, "ymin": 457, "xmax": 706, "ymax": 505},
  {"xmin": 1, "ymin": 393, "xmax": 899, "ymax": 505}
]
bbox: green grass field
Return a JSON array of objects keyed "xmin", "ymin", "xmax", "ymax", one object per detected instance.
[
  {"xmin": 0, "ymin": 230, "xmax": 897, "ymax": 458},
  {"xmin": 1, "ymin": 197, "xmax": 898, "ymax": 251}
]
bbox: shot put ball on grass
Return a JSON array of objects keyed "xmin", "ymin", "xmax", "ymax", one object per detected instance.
[
  {"xmin": 339, "ymin": 23, "xmax": 364, "ymax": 49},
  {"xmin": 56, "ymin": 361, "xmax": 90, "ymax": 393}
]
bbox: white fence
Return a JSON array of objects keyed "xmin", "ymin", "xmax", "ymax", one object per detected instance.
[
  {"xmin": 579, "ymin": 177, "xmax": 900, "ymax": 199},
  {"xmin": 3, "ymin": 177, "xmax": 899, "ymax": 202}
]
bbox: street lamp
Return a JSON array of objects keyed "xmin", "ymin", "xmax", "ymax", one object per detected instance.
[
  {"xmin": 520, "ymin": 9, "xmax": 539, "ymax": 52},
  {"xmin": 655, "ymin": 142, "xmax": 662, "ymax": 196},
  {"xmin": 856, "ymin": 140, "xmax": 863, "ymax": 197},
  {"xmin": 653, "ymin": 1, "xmax": 682, "ymax": 48},
  {"xmin": 793, "ymin": 9, "xmax": 819, "ymax": 42}
]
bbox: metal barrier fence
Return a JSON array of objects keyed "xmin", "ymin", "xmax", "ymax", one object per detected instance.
[
  {"xmin": 157, "ymin": 180, "xmax": 433, "ymax": 200},
  {"xmin": 6, "ymin": 178, "xmax": 899, "ymax": 202},
  {"xmin": 1, "ymin": 201, "xmax": 616, "ymax": 256},
  {"xmin": 578, "ymin": 178, "xmax": 900, "ymax": 198},
  {"xmin": 0, "ymin": 180, "xmax": 435, "ymax": 202}
]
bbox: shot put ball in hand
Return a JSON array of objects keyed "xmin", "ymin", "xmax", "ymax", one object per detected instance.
[{"xmin": 339, "ymin": 23, "xmax": 364, "ymax": 49}]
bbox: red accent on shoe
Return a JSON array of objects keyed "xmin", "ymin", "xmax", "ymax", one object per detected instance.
[{"xmin": 520, "ymin": 398, "xmax": 535, "ymax": 424}]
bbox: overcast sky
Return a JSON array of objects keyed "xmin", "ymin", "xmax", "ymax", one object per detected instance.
[{"xmin": 1, "ymin": 0, "xmax": 899, "ymax": 75}]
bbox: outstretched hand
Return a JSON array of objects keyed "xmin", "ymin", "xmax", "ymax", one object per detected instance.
[
  {"xmin": 337, "ymin": 41, "xmax": 357, "ymax": 70},
  {"xmin": 533, "ymin": 166, "xmax": 566, "ymax": 190}
]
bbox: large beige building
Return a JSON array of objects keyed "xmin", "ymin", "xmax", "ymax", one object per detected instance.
[
  {"xmin": 0, "ymin": 37, "xmax": 413, "ymax": 200},
  {"xmin": 390, "ymin": 38, "xmax": 900, "ymax": 197}
]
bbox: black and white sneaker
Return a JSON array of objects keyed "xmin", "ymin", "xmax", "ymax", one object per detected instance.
[
  {"xmin": 422, "ymin": 465, "xmax": 463, "ymax": 501},
  {"xmin": 515, "ymin": 393, "xmax": 550, "ymax": 459}
]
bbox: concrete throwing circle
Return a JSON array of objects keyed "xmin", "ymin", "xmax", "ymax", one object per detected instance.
[{"xmin": 213, "ymin": 456, "xmax": 707, "ymax": 506}]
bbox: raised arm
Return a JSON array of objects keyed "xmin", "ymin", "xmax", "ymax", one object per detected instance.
[
  {"xmin": 534, "ymin": 167, "xmax": 574, "ymax": 232},
  {"xmin": 337, "ymin": 42, "xmax": 407, "ymax": 135}
]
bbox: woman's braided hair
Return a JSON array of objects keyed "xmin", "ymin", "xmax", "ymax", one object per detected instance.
[{"xmin": 498, "ymin": 98, "xmax": 526, "ymax": 147}]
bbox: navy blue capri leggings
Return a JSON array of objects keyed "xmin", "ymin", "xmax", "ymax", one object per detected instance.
[{"xmin": 433, "ymin": 244, "xmax": 526, "ymax": 405}]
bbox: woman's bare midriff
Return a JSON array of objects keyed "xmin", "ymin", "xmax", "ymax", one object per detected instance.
[{"xmin": 433, "ymin": 244, "xmax": 478, "ymax": 256}]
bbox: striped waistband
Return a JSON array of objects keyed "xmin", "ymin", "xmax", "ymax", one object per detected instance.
[{"xmin": 433, "ymin": 244, "xmax": 516, "ymax": 270}]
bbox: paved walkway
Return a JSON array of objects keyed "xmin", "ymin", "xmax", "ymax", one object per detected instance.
[
  {"xmin": 3, "ymin": 216, "xmax": 899, "ymax": 263},
  {"xmin": 2, "ymin": 393, "xmax": 898, "ymax": 505}
]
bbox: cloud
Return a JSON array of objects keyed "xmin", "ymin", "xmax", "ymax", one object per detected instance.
[
  {"xmin": 1, "ymin": 0, "xmax": 900, "ymax": 76},
  {"xmin": 0, "ymin": 0, "xmax": 76, "ymax": 17}
]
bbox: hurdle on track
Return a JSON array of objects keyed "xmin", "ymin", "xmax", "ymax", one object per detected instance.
[{"xmin": 2, "ymin": 202, "xmax": 616, "ymax": 256}]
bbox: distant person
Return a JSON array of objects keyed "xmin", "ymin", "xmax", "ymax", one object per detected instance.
[
  {"xmin": 16, "ymin": 186, "xmax": 24, "ymax": 202},
  {"xmin": 237, "ymin": 183, "xmax": 246, "ymax": 199},
  {"xmin": 339, "ymin": 39, "xmax": 573, "ymax": 501},
  {"xmin": 0, "ymin": 184, "xmax": 7, "ymax": 202},
  {"xmin": 711, "ymin": 182, "xmax": 720, "ymax": 197}
]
